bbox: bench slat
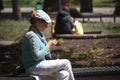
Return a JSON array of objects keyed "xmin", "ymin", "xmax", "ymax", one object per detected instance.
[{"xmin": 53, "ymin": 34, "xmax": 120, "ymax": 39}]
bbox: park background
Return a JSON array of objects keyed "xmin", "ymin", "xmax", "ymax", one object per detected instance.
[{"xmin": 0, "ymin": 0, "xmax": 120, "ymax": 75}]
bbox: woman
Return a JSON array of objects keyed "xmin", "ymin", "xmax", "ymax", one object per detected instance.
[{"xmin": 22, "ymin": 10, "xmax": 75, "ymax": 80}]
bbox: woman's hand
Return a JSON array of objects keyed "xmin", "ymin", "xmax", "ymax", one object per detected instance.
[{"xmin": 47, "ymin": 39, "xmax": 57, "ymax": 48}]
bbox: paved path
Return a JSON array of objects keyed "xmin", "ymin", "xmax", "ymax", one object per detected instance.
[
  {"xmin": 0, "ymin": 41, "xmax": 17, "ymax": 46},
  {"xmin": 1, "ymin": 7, "xmax": 34, "ymax": 13},
  {"xmin": 1, "ymin": 7, "xmax": 115, "ymax": 14},
  {"xmin": 0, "ymin": 7, "xmax": 120, "ymax": 23},
  {"xmin": 76, "ymin": 7, "xmax": 120, "ymax": 23}
]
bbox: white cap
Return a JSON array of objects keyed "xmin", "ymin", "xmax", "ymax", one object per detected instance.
[{"xmin": 35, "ymin": 10, "xmax": 51, "ymax": 23}]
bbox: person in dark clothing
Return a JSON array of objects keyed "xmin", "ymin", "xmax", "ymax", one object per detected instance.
[
  {"xmin": 55, "ymin": 11, "xmax": 74, "ymax": 34},
  {"xmin": 51, "ymin": 5, "xmax": 74, "ymax": 35}
]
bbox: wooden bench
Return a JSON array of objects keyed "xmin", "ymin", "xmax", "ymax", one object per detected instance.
[
  {"xmin": 70, "ymin": 7, "xmax": 120, "ymax": 23},
  {"xmin": 53, "ymin": 33, "xmax": 120, "ymax": 39},
  {"xmin": 83, "ymin": 30, "xmax": 102, "ymax": 34},
  {"xmin": 80, "ymin": 12, "xmax": 118, "ymax": 23}
]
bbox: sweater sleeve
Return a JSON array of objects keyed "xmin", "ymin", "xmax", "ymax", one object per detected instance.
[{"xmin": 26, "ymin": 32, "xmax": 50, "ymax": 61}]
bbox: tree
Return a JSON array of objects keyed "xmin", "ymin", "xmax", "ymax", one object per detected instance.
[
  {"xmin": 80, "ymin": 0, "xmax": 93, "ymax": 12},
  {"xmin": 43, "ymin": 0, "xmax": 71, "ymax": 12},
  {"xmin": 11, "ymin": 0, "xmax": 22, "ymax": 20},
  {"xmin": 43, "ymin": 0, "xmax": 58, "ymax": 12},
  {"xmin": 113, "ymin": 0, "xmax": 120, "ymax": 15}
]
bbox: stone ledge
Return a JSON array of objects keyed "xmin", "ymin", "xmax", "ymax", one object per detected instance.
[
  {"xmin": 0, "ymin": 66, "xmax": 120, "ymax": 80},
  {"xmin": 73, "ymin": 66, "xmax": 120, "ymax": 77}
]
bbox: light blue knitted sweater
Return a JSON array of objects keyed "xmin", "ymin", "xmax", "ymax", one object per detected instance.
[{"xmin": 22, "ymin": 26, "xmax": 50, "ymax": 69}]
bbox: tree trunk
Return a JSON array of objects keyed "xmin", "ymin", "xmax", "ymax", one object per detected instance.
[
  {"xmin": 114, "ymin": 6, "xmax": 120, "ymax": 15},
  {"xmin": 0, "ymin": 0, "xmax": 4, "ymax": 10},
  {"xmin": 43, "ymin": 0, "xmax": 71, "ymax": 12},
  {"xmin": 80, "ymin": 0, "xmax": 93, "ymax": 12},
  {"xmin": 11, "ymin": 0, "xmax": 22, "ymax": 20},
  {"xmin": 113, "ymin": 0, "xmax": 120, "ymax": 15},
  {"xmin": 43, "ymin": 0, "xmax": 58, "ymax": 12}
]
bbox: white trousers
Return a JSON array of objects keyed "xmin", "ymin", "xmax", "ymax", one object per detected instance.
[{"xmin": 26, "ymin": 59, "xmax": 75, "ymax": 80}]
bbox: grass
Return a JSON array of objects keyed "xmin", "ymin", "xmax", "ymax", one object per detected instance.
[
  {"xmin": 0, "ymin": 19, "xmax": 53, "ymax": 41},
  {"xmin": 71, "ymin": 0, "xmax": 116, "ymax": 8},
  {"xmin": 0, "ymin": 19, "xmax": 29, "ymax": 41},
  {"xmin": 3, "ymin": 0, "xmax": 38, "ymax": 7},
  {"xmin": 0, "ymin": 19, "xmax": 120, "ymax": 41},
  {"xmin": 82, "ymin": 22, "xmax": 120, "ymax": 34},
  {"xmin": 93, "ymin": 0, "xmax": 116, "ymax": 7}
]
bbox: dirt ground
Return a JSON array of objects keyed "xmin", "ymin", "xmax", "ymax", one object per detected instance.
[
  {"xmin": 51, "ymin": 38, "xmax": 120, "ymax": 67},
  {"xmin": 0, "ymin": 38, "xmax": 120, "ymax": 74}
]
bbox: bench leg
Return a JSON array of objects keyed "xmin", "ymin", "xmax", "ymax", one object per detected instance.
[
  {"xmin": 82, "ymin": 17, "xmax": 85, "ymax": 22},
  {"xmin": 100, "ymin": 16, "xmax": 103, "ymax": 23},
  {"xmin": 88, "ymin": 17, "xmax": 90, "ymax": 22},
  {"xmin": 114, "ymin": 16, "xmax": 116, "ymax": 23}
]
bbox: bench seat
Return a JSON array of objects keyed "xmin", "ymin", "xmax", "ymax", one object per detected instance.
[
  {"xmin": 53, "ymin": 33, "xmax": 120, "ymax": 39},
  {"xmin": 79, "ymin": 12, "xmax": 120, "ymax": 23}
]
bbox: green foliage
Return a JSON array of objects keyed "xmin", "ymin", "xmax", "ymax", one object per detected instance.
[
  {"xmin": 82, "ymin": 52, "xmax": 93, "ymax": 59},
  {"xmin": 48, "ymin": 38, "xmax": 64, "ymax": 45},
  {"xmin": 23, "ymin": 0, "xmax": 38, "ymax": 6},
  {"xmin": 71, "ymin": 0, "xmax": 116, "ymax": 7},
  {"xmin": 3, "ymin": 0, "xmax": 39, "ymax": 7},
  {"xmin": 3, "ymin": 0, "xmax": 119, "ymax": 7},
  {"xmin": 57, "ymin": 38, "xmax": 64, "ymax": 45},
  {"xmin": 93, "ymin": 39, "xmax": 103, "ymax": 45},
  {"xmin": 79, "ymin": 48, "xmax": 105, "ymax": 60},
  {"xmin": 89, "ymin": 60, "xmax": 105, "ymax": 67},
  {"xmin": 93, "ymin": 0, "xmax": 116, "ymax": 7}
]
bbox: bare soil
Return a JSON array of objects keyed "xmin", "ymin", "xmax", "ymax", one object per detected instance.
[
  {"xmin": 0, "ymin": 38, "xmax": 120, "ymax": 74},
  {"xmin": 51, "ymin": 38, "xmax": 120, "ymax": 67}
]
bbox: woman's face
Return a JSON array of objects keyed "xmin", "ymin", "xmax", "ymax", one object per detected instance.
[{"xmin": 35, "ymin": 19, "xmax": 48, "ymax": 32}]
